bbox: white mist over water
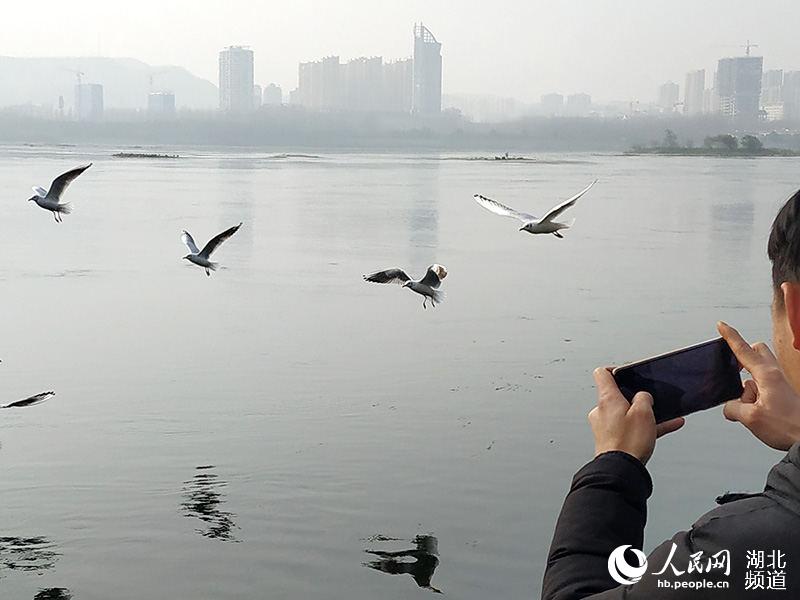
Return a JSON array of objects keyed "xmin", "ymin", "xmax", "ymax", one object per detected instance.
[{"xmin": 0, "ymin": 147, "xmax": 791, "ymax": 599}]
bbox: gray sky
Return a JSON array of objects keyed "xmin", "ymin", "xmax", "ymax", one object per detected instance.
[{"xmin": 3, "ymin": 0, "xmax": 799, "ymax": 102}]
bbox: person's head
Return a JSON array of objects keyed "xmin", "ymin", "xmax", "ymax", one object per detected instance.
[{"xmin": 768, "ymin": 189, "xmax": 800, "ymax": 390}]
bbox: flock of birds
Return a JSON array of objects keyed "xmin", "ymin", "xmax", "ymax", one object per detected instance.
[
  {"xmin": 8, "ymin": 163, "xmax": 598, "ymax": 407},
  {"xmin": 363, "ymin": 178, "xmax": 597, "ymax": 308}
]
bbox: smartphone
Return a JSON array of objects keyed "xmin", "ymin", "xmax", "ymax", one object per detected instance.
[{"xmin": 612, "ymin": 337, "xmax": 744, "ymax": 423}]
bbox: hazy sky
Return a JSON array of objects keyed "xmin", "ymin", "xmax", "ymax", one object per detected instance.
[{"xmin": 3, "ymin": 0, "xmax": 799, "ymax": 102}]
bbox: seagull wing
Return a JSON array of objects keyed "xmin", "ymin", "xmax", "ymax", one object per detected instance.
[
  {"xmin": 46, "ymin": 163, "xmax": 92, "ymax": 201},
  {"xmin": 419, "ymin": 264, "xmax": 447, "ymax": 288},
  {"xmin": 199, "ymin": 222, "xmax": 242, "ymax": 259},
  {"xmin": 1, "ymin": 391, "xmax": 55, "ymax": 409},
  {"xmin": 473, "ymin": 194, "xmax": 535, "ymax": 222},
  {"xmin": 32, "ymin": 186, "xmax": 48, "ymax": 197},
  {"xmin": 363, "ymin": 268, "xmax": 411, "ymax": 285},
  {"xmin": 540, "ymin": 179, "xmax": 597, "ymax": 224},
  {"xmin": 181, "ymin": 230, "xmax": 200, "ymax": 254}
]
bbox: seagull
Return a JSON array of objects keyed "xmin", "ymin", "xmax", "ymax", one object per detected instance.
[
  {"xmin": 28, "ymin": 164, "xmax": 92, "ymax": 223},
  {"xmin": 473, "ymin": 179, "xmax": 597, "ymax": 237},
  {"xmin": 363, "ymin": 264, "xmax": 447, "ymax": 309},
  {"xmin": 181, "ymin": 223, "xmax": 243, "ymax": 276},
  {"xmin": 1, "ymin": 391, "xmax": 55, "ymax": 409}
]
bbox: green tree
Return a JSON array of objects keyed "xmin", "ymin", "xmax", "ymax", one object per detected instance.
[
  {"xmin": 741, "ymin": 135, "xmax": 764, "ymax": 153},
  {"xmin": 662, "ymin": 128, "xmax": 679, "ymax": 148},
  {"xmin": 704, "ymin": 134, "xmax": 738, "ymax": 151}
]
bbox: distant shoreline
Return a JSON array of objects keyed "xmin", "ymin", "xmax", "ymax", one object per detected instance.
[
  {"xmin": 626, "ymin": 147, "xmax": 800, "ymax": 157},
  {"xmin": 112, "ymin": 152, "xmax": 180, "ymax": 159}
]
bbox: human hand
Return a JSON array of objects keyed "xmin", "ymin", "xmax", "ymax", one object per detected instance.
[
  {"xmin": 589, "ymin": 367, "xmax": 685, "ymax": 465},
  {"xmin": 718, "ymin": 321, "xmax": 800, "ymax": 450}
]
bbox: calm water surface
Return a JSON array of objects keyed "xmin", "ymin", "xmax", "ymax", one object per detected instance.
[{"xmin": 0, "ymin": 146, "xmax": 797, "ymax": 599}]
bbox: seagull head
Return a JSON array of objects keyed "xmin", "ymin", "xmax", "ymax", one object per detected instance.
[
  {"xmin": 402, "ymin": 281, "xmax": 412, "ymax": 288},
  {"xmin": 27, "ymin": 195, "xmax": 37, "ymax": 202},
  {"xmin": 182, "ymin": 254, "xmax": 191, "ymax": 260}
]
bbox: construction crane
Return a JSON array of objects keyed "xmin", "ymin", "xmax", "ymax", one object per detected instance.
[{"xmin": 741, "ymin": 40, "xmax": 759, "ymax": 56}]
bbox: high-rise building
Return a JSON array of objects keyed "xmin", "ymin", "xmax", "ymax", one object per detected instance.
[
  {"xmin": 541, "ymin": 93, "xmax": 564, "ymax": 115},
  {"xmin": 715, "ymin": 55, "xmax": 763, "ymax": 120},
  {"xmin": 657, "ymin": 81, "xmax": 680, "ymax": 113},
  {"xmin": 74, "ymin": 83, "xmax": 103, "ymax": 121},
  {"xmin": 762, "ymin": 70, "xmax": 784, "ymax": 104},
  {"xmin": 296, "ymin": 56, "xmax": 344, "ymax": 110},
  {"xmin": 703, "ymin": 88, "xmax": 715, "ymax": 114},
  {"xmin": 262, "ymin": 83, "xmax": 283, "ymax": 105},
  {"xmin": 253, "ymin": 84, "xmax": 262, "ymax": 108},
  {"xmin": 147, "ymin": 92, "xmax": 176, "ymax": 118},
  {"xmin": 784, "ymin": 71, "xmax": 800, "ymax": 121},
  {"xmin": 412, "ymin": 23, "xmax": 442, "ymax": 115},
  {"xmin": 219, "ymin": 46, "xmax": 254, "ymax": 112},
  {"xmin": 565, "ymin": 93, "xmax": 591, "ymax": 116},
  {"xmin": 683, "ymin": 70, "xmax": 705, "ymax": 115},
  {"xmin": 343, "ymin": 56, "xmax": 383, "ymax": 111},
  {"xmin": 761, "ymin": 70, "xmax": 784, "ymax": 121},
  {"xmin": 295, "ymin": 55, "xmax": 412, "ymax": 113},
  {"xmin": 383, "ymin": 59, "xmax": 413, "ymax": 113}
]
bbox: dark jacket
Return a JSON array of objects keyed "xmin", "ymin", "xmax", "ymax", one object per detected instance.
[{"xmin": 542, "ymin": 444, "xmax": 800, "ymax": 599}]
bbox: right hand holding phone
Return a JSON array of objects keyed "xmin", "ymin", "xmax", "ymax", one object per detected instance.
[{"xmin": 718, "ymin": 321, "xmax": 800, "ymax": 451}]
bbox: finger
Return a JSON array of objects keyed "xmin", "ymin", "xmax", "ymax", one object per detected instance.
[
  {"xmin": 630, "ymin": 391, "xmax": 655, "ymax": 418},
  {"xmin": 741, "ymin": 379, "xmax": 758, "ymax": 404},
  {"xmin": 593, "ymin": 367, "xmax": 628, "ymax": 410},
  {"xmin": 656, "ymin": 417, "xmax": 685, "ymax": 438},
  {"xmin": 723, "ymin": 399, "xmax": 755, "ymax": 424},
  {"xmin": 718, "ymin": 321, "xmax": 763, "ymax": 373},
  {"xmin": 751, "ymin": 342, "xmax": 778, "ymax": 364}
]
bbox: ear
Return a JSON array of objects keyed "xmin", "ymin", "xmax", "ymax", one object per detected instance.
[{"xmin": 781, "ymin": 282, "xmax": 800, "ymax": 350}]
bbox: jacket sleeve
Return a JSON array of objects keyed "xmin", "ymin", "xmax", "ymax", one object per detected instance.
[{"xmin": 541, "ymin": 451, "xmax": 653, "ymax": 600}]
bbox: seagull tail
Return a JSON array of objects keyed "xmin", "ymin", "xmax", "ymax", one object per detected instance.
[
  {"xmin": 431, "ymin": 289, "xmax": 446, "ymax": 305},
  {"xmin": 561, "ymin": 217, "xmax": 576, "ymax": 229},
  {"xmin": 55, "ymin": 202, "xmax": 72, "ymax": 215},
  {"xmin": 208, "ymin": 261, "xmax": 219, "ymax": 271}
]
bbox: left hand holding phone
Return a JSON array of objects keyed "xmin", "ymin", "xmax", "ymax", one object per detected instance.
[
  {"xmin": 589, "ymin": 367, "xmax": 685, "ymax": 465},
  {"xmin": 718, "ymin": 321, "xmax": 800, "ymax": 451}
]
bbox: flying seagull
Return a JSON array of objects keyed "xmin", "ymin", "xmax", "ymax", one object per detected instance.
[
  {"xmin": 181, "ymin": 223, "xmax": 243, "ymax": 276},
  {"xmin": 363, "ymin": 264, "xmax": 447, "ymax": 309},
  {"xmin": 28, "ymin": 164, "xmax": 92, "ymax": 223},
  {"xmin": 1, "ymin": 391, "xmax": 55, "ymax": 409},
  {"xmin": 473, "ymin": 179, "xmax": 597, "ymax": 237}
]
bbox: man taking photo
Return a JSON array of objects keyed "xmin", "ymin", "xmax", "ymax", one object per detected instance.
[{"xmin": 542, "ymin": 190, "xmax": 800, "ymax": 599}]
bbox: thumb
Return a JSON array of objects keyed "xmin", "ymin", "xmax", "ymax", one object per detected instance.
[
  {"xmin": 723, "ymin": 399, "xmax": 755, "ymax": 424},
  {"xmin": 741, "ymin": 379, "xmax": 758, "ymax": 404}
]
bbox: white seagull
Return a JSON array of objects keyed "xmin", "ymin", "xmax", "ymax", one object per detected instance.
[
  {"xmin": 363, "ymin": 264, "xmax": 448, "ymax": 309},
  {"xmin": 181, "ymin": 223, "xmax": 243, "ymax": 276},
  {"xmin": 473, "ymin": 179, "xmax": 597, "ymax": 237},
  {"xmin": 28, "ymin": 164, "xmax": 92, "ymax": 223},
  {"xmin": 1, "ymin": 391, "xmax": 55, "ymax": 409}
]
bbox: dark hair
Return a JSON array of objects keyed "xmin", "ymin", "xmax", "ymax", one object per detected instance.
[{"xmin": 768, "ymin": 189, "xmax": 800, "ymax": 302}]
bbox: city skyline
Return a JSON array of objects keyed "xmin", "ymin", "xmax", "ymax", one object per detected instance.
[{"xmin": 2, "ymin": 0, "xmax": 800, "ymax": 104}]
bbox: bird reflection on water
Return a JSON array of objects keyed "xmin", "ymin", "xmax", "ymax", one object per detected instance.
[
  {"xmin": 180, "ymin": 465, "xmax": 239, "ymax": 541},
  {"xmin": 363, "ymin": 534, "xmax": 442, "ymax": 593},
  {"xmin": 33, "ymin": 588, "xmax": 72, "ymax": 599}
]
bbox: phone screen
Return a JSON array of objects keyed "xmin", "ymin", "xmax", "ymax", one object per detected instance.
[{"xmin": 612, "ymin": 338, "xmax": 743, "ymax": 423}]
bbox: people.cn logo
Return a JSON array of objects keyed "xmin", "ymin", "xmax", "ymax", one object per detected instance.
[{"xmin": 607, "ymin": 545, "xmax": 648, "ymax": 586}]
